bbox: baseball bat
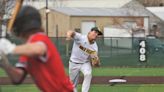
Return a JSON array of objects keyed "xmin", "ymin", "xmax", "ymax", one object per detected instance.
[{"xmin": 7, "ymin": 0, "xmax": 23, "ymax": 32}]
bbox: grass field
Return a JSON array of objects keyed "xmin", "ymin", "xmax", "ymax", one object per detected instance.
[
  {"xmin": 92, "ymin": 67, "xmax": 164, "ymax": 76},
  {"xmin": 1, "ymin": 67, "xmax": 164, "ymax": 92},
  {"xmin": 0, "ymin": 84, "xmax": 39, "ymax": 92},
  {"xmin": 1, "ymin": 67, "xmax": 164, "ymax": 77},
  {"xmin": 88, "ymin": 84, "xmax": 164, "ymax": 92},
  {"xmin": 1, "ymin": 84, "xmax": 164, "ymax": 92},
  {"xmin": 67, "ymin": 67, "xmax": 164, "ymax": 76}
]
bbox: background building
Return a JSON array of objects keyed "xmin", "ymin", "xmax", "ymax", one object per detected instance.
[{"xmin": 40, "ymin": 7, "xmax": 148, "ymax": 37}]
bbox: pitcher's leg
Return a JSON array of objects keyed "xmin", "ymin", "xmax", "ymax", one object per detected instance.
[
  {"xmin": 69, "ymin": 62, "xmax": 81, "ymax": 92},
  {"xmin": 80, "ymin": 62, "xmax": 92, "ymax": 92}
]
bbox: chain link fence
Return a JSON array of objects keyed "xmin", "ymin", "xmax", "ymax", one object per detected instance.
[{"xmin": 7, "ymin": 36, "xmax": 164, "ymax": 67}]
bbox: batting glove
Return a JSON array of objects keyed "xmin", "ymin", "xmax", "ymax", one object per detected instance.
[
  {"xmin": 0, "ymin": 38, "xmax": 16, "ymax": 54},
  {"xmin": 0, "ymin": 51, "xmax": 10, "ymax": 68}
]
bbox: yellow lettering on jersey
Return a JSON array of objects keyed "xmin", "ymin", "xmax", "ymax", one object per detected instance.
[{"xmin": 79, "ymin": 45, "xmax": 96, "ymax": 55}]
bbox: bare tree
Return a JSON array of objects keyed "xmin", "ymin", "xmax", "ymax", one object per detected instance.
[
  {"xmin": 0, "ymin": 0, "xmax": 6, "ymax": 22},
  {"xmin": 137, "ymin": 0, "xmax": 164, "ymax": 6},
  {"xmin": 0, "ymin": 0, "xmax": 16, "ymax": 37}
]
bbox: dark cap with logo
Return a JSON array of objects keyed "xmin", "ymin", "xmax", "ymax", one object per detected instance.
[{"xmin": 91, "ymin": 27, "xmax": 103, "ymax": 35}]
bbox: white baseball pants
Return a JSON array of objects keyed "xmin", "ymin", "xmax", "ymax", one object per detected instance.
[{"xmin": 69, "ymin": 61, "xmax": 92, "ymax": 92}]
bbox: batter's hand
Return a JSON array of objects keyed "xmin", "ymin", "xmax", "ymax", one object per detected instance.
[{"xmin": 0, "ymin": 38, "xmax": 16, "ymax": 55}]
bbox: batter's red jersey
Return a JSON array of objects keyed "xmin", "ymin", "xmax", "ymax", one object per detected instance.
[{"xmin": 17, "ymin": 33, "xmax": 73, "ymax": 92}]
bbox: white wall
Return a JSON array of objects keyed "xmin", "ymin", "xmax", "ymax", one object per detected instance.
[
  {"xmin": 104, "ymin": 27, "xmax": 131, "ymax": 37},
  {"xmin": 81, "ymin": 21, "xmax": 96, "ymax": 35},
  {"xmin": 104, "ymin": 27, "xmax": 132, "ymax": 48},
  {"xmin": 144, "ymin": 17, "xmax": 149, "ymax": 35}
]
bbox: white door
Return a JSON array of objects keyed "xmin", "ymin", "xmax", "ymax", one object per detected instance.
[
  {"xmin": 144, "ymin": 17, "xmax": 149, "ymax": 35},
  {"xmin": 81, "ymin": 21, "xmax": 96, "ymax": 35}
]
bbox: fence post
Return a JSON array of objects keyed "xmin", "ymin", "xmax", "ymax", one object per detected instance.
[
  {"xmin": 110, "ymin": 37, "xmax": 113, "ymax": 57},
  {"xmin": 66, "ymin": 40, "xmax": 69, "ymax": 57}
]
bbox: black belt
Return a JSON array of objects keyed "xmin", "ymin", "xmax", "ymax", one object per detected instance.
[{"xmin": 69, "ymin": 60, "xmax": 85, "ymax": 64}]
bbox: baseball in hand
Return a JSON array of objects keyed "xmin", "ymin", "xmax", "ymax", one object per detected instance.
[{"xmin": 66, "ymin": 31, "xmax": 73, "ymax": 40}]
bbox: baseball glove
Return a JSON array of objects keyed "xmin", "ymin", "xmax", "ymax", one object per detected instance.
[{"xmin": 90, "ymin": 52, "xmax": 100, "ymax": 67}]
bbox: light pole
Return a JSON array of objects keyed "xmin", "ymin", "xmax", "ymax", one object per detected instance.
[{"xmin": 46, "ymin": 0, "xmax": 49, "ymax": 36}]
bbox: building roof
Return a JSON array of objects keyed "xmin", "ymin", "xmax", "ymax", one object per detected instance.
[
  {"xmin": 147, "ymin": 7, "xmax": 164, "ymax": 21},
  {"xmin": 123, "ymin": 0, "xmax": 146, "ymax": 8},
  {"xmin": 122, "ymin": 0, "xmax": 164, "ymax": 23},
  {"xmin": 122, "ymin": 0, "xmax": 164, "ymax": 34},
  {"xmin": 24, "ymin": 0, "xmax": 132, "ymax": 8},
  {"xmin": 122, "ymin": 0, "xmax": 152, "ymax": 17},
  {"xmin": 60, "ymin": 0, "xmax": 132, "ymax": 8},
  {"xmin": 50, "ymin": 7, "xmax": 149, "ymax": 17}
]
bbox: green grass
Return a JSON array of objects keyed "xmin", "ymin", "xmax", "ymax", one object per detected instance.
[
  {"xmin": 92, "ymin": 84, "xmax": 164, "ymax": 92},
  {"xmin": 65, "ymin": 67, "xmax": 164, "ymax": 76},
  {"xmin": 1, "ymin": 67, "xmax": 164, "ymax": 77},
  {"xmin": 0, "ymin": 84, "xmax": 39, "ymax": 92},
  {"xmin": 1, "ymin": 67, "xmax": 164, "ymax": 92},
  {"xmin": 77, "ymin": 84, "xmax": 164, "ymax": 92},
  {"xmin": 1, "ymin": 84, "xmax": 164, "ymax": 92},
  {"xmin": 92, "ymin": 67, "xmax": 164, "ymax": 76},
  {"xmin": 0, "ymin": 69, "xmax": 7, "ymax": 77}
]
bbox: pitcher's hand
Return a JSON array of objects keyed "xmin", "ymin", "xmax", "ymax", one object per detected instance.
[{"xmin": 66, "ymin": 30, "xmax": 75, "ymax": 40}]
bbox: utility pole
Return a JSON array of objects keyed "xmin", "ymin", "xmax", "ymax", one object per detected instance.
[{"xmin": 46, "ymin": 0, "xmax": 49, "ymax": 36}]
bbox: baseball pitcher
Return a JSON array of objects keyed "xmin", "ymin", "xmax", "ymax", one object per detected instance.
[{"xmin": 67, "ymin": 27, "xmax": 102, "ymax": 92}]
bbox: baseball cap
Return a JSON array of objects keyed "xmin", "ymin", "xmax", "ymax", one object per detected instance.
[{"xmin": 91, "ymin": 27, "xmax": 103, "ymax": 35}]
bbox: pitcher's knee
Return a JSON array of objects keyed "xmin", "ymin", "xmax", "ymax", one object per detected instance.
[{"xmin": 84, "ymin": 72, "xmax": 92, "ymax": 77}]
